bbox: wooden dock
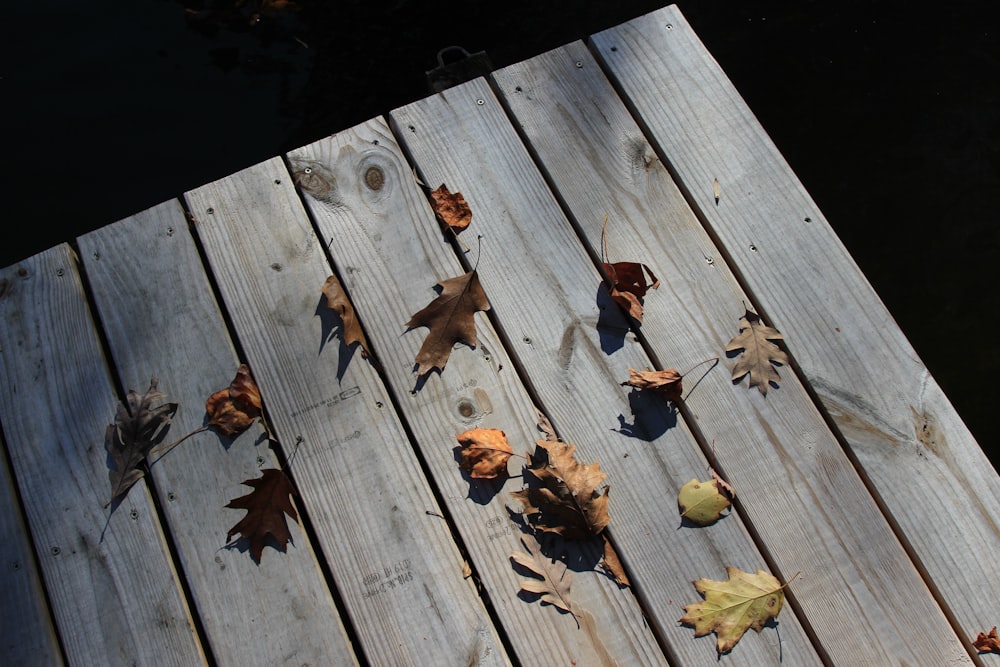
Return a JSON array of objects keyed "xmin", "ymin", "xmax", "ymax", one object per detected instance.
[{"xmin": 2, "ymin": 5, "xmax": 997, "ymax": 665}]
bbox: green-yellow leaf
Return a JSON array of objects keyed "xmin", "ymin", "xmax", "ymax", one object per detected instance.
[
  {"xmin": 679, "ymin": 566, "xmax": 785, "ymax": 654},
  {"xmin": 678, "ymin": 478, "xmax": 730, "ymax": 525}
]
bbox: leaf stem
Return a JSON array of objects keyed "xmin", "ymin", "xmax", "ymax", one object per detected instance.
[
  {"xmin": 148, "ymin": 425, "xmax": 209, "ymax": 464},
  {"xmin": 680, "ymin": 356, "xmax": 719, "ymax": 377}
]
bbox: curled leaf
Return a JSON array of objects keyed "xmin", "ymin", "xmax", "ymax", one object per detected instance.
[
  {"xmin": 106, "ymin": 378, "xmax": 178, "ymax": 503},
  {"xmin": 974, "ymin": 627, "xmax": 1000, "ymax": 653},
  {"xmin": 430, "ymin": 184, "xmax": 472, "ymax": 233},
  {"xmin": 603, "ymin": 261, "xmax": 659, "ymax": 323},
  {"xmin": 678, "ymin": 478, "xmax": 731, "ymax": 526},
  {"xmin": 322, "ymin": 274, "xmax": 373, "ymax": 361},
  {"xmin": 456, "ymin": 427, "xmax": 514, "ymax": 479},
  {"xmin": 206, "ymin": 364, "xmax": 262, "ymax": 437},
  {"xmin": 621, "ymin": 367, "xmax": 683, "ymax": 402}
]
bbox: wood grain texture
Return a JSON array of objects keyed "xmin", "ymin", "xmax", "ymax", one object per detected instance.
[
  {"xmin": 493, "ymin": 40, "xmax": 975, "ymax": 665},
  {"xmin": 184, "ymin": 158, "xmax": 509, "ymax": 667},
  {"xmin": 0, "ymin": 245, "xmax": 205, "ymax": 666},
  {"xmin": 390, "ymin": 83, "xmax": 821, "ymax": 666},
  {"xmin": 591, "ymin": 3, "xmax": 998, "ymax": 653},
  {"xmin": 77, "ymin": 200, "xmax": 358, "ymax": 666},
  {"xmin": 0, "ymin": 433, "xmax": 63, "ymax": 665},
  {"xmin": 288, "ymin": 116, "xmax": 668, "ymax": 667}
]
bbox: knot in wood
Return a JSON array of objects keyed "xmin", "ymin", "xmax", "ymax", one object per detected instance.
[
  {"xmin": 364, "ymin": 165, "xmax": 385, "ymax": 191},
  {"xmin": 457, "ymin": 399, "xmax": 476, "ymax": 418}
]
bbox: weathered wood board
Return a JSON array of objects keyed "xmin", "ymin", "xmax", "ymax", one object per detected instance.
[
  {"xmin": 589, "ymin": 3, "xmax": 999, "ymax": 649},
  {"xmin": 76, "ymin": 200, "xmax": 358, "ymax": 666}
]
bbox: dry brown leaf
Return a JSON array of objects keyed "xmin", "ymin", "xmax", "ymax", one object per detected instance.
[
  {"xmin": 710, "ymin": 467, "xmax": 736, "ymax": 500},
  {"xmin": 405, "ymin": 270, "xmax": 490, "ymax": 375},
  {"xmin": 621, "ymin": 367, "xmax": 683, "ymax": 402},
  {"xmin": 974, "ymin": 627, "xmax": 1000, "ymax": 653},
  {"xmin": 725, "ymin": 309, "xmax": 788, "ymax": 395},
  {"xmin": 679, "ymin": 566, "xmax": 786, "ymax": 654},
  {"xmin": 603, "ymin": 261, "xmax": 659, "ymax": 323},
  {"xmin": 206, "ymin": 364, "xmax": 262, "ymax": 438},
  {"xmin": 430, "ymin": 184, "xmax": 472, "ymax": 233},
  {"xmin": 535, "ymin": 409, "xmax": 559, "ymax": 442},
  {"xmin": 226, "ymin": 468, "xmax": 298, "ymax": 563},
  {"xmin": 600, "ymin": 534, "xmax": 631, "ymax": 588},
  {"xmin": 456, "ymin": 427, "xmax": 514, "ymax": 479},
  {"xmin": 510, "ymin": 534, "xmax": 574, "ymax": 615},
  {"xmin": 511, "ymin": 440, "xmax": 610, "ymax": 540},
  {"xmin": 105, "ymin": 378, "xmax": 178, "ymax": 503},
  {"xmin": 322, "ymin": 274, "xmax": 373, "ymax": 361}
]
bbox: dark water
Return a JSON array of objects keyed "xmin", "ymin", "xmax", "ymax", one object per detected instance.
[{"xmin": 4, "ymin": 0, "xmax": 997, "ymax": 467}]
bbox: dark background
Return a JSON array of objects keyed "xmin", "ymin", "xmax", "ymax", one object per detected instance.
[{"xmin": 4, "ymin": 0, "xmax": 997, "ymax": 468}]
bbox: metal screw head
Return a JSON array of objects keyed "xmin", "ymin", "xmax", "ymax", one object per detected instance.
[
  {"xmin": 56, "ymin": 268, "xmax": 64, "ymax": 277},
  {"xmin": 575, "ymin": 61, "xmax": 583, "ymax": 68},
  {"xmin": 476, "ymin": 99, "xmax": 485, "ymax": 106},
  {"xmin": 206, "ymin": 207, "xmax": 214, "ymax": 214}
]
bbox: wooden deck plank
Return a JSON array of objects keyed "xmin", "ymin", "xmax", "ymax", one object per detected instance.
[
  {"xmin": 0, "ymin": 433, "xmax": 63, "ymax": 665},
  {"xmin": 0, "ymin": 246, "xmax": 206, "ymax": 666},
  {"xmin": 288, "ymin": 116, "xmax": 669, "ymax": 666},
  {"xmin": 389, "ymin": 83, "xmax": 822, "ymax": 665},
  {"xmin": 590, "ymin": 3, "xmax": 1000, "ymax": 648},
  {"xmin": 183, "ymin": 158, "xmax": 510, "ymax": 667},
  {"xmin": 76, "ymin": 201, "xmax": 358, "ymax": 666},
  {"xmin": 492, "ymin": 39, "xmax": 975, "ymax": 665}
]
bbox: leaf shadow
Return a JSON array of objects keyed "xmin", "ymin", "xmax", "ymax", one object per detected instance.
[
  {"xmin": 506, "ymin": 500, "xmax": 603, "ymax": 572},
  {"xmin": 222, "ymin": 534, "xmax": 293, "ymax": 566},
  {"xmin": 315, "ymin": 294, "xmax": 356, "ymax": 382},
  {"xmin": 452, "ymin": 444, "xmax": 508, "ymax": 505},
  {"xmin": 614, "ymin": 388, "xmax": 678, "ymax": 440},
  {"xmin": 595, "ymin": 283, "xmax": 631, "ymax": 355}
]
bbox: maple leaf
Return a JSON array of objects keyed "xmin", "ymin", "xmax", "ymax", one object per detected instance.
[
  {"xmin": 206, "ymin": 364, "xmax": 262, "ymax": 438},
  {"xmin": 510, "ymin": 534, "xmax": 575, "ymax": 616},
  {"xmin": 678, "ymin": 478, "xmax": 731, "ymax": 526},
  {"xmin": 225, "ymin": 468, "xmax": 298, "ymax": 563},
  {"xmin": 322, "ymin": 275, "xmax": 373, "ymax": 361},
  {"xmin": 430, "ymin": 184, "xmax": 473, "ymax": 233},
  {"xmin": 106, "ymin": 378, "xmax": 178, "ymax": 503},
  {"xmin": 974, "ymin": 627, "xmax": 1000, "ymax": 653},
  {"xmin": 511, "ymin": 440, "xmax": 610, "ymax": 540},
  {"xmin": 679, "ymin": 566, "xmax": 786, "ymax": 654},
  {"xmin": 456, "ymin": 427, "xmax": 515, "ymax": 479},
  {"xmin": 725, "ymin": 309, "xmax": 788, "ymax": 395},
  {"xmin": 405, "ymin": 270, "xmax": 490, "ymax": 375},
  {"xmin": 621, "ymin": 367, "xmax": 683, "ymax": 402}
]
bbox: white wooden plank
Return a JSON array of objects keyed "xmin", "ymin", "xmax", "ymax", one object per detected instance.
[
  {"xmin": 77, "ymin": 200, "xmax": 358, "ymax": 666},
  {"xmin": 288, "ymin": 117, "xmax": 668, "ymax": 667},
  {"xmin": 591, "ymin": 3, "xmax": 1000, "ymax": 648},
  {"xmin": 492, "ymin": 39, "xmax": 975, "ymax": 666},
  {"xmin": 390, "ymin": 84, "xmax": 821, "ymax": 666},
  {"xmin": 184, "ymin": 158, "xmax": 510, "ymax": 667},
  {"xmin": 0, "ymin": 433, "xmax": 63, "ymax": 665},
  {"xmin": 0, "ymin": 246, "xmax": 205, "ymax": 666}
]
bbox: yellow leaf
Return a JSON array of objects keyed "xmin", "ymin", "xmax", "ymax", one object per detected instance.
[
  {"xmin": 678, "ymin": 478, "xmax": 731, "ymax": 525},
  {"xmin": 679, "ymin": 566, "xmax": 785, "ymax": 654}
]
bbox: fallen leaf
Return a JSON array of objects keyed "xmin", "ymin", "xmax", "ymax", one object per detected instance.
[
  {"xmin": 535, "ymin": 409, "xmax": 559, "ymax": 442},
  {"xmin": 678, "ymin": 478, "xmax": 731, "ymax": 526},
  {"xmin": 679, "ymin": 566, "xmax": 785, "ymax": 654},
  {"xmin": 621, "ymin": 367, "xmax": 683, "ymax": 402},
  {"xmin": 710, "ymin": 467, "xmax": 736, "ymax": 500},
  {"xmin": 226, "ymin": 468, "xmax": 298, "ymax": 563},
  {"xmin": 511, "ymin": 440, "xmax": 610, "ymax": 540},
  {"xmin": 456, "ymin": 427, "xmax": 514, "ymax": 479},
  {"xmin": 430, "ymin": 184, "xmax": 472, "ymax": 233},
  {"xmin": 106, "ymin": 378, "xmax": 178, "ymax": 503},
  {"xmin": 974, "ymin": 627, "xmax": 1000, "ymax": 653},
  {"xmin": 322, "ymin": 275, "xmax": 373, "ymax": 361},
  {"xmin": 405, "ymin": 270, "xmax": 490, "ymax": 375},
  {"xmin": 206, "ymin": 364, "xmax": 262, "ymax": 438},
  {"xmin": 510, "ymin": 534, "xmax": 574, "ymax": 615},
  {"xmin": 725, "ymin": 309, "xmax": 788, "ymax": 395},
  {"xmin": 600, "ymin": 216, "xmax": 659, "ymax": 323},
  {"xmin": 600, "ymin": 534, "xmax": 631, "ymax": 587}
]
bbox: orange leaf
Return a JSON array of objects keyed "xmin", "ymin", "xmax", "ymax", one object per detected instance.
[
  {"xmin": 974, "ymin": 627, "xmax": 1000, "ymax": 653},
  {"xmin": 602, "ymin": 261, "xmax": 659, "ymax": 323},
  {"xmin": 206, "ymin": 364, "xmax": 261, "ymax": 438},
  {"xmin": 322, "ymin": 274, "xmax": 373, "ymax": 361},
  {"xmin": 621, "ymin": 367, "xmax": 683, "ymax": 402},
  {"xmin": 430, "ymin": 184, "xmax": 472, "ymax": 233},
  {"xmin": 456, "ymin": 427, "xmax": 514, "ymax": 478},
  {"xmin": 225, "ymin": 468, "xmax": 298, "ymax": 563}
]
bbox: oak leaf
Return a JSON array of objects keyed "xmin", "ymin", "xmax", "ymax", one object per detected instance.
[
  {"xmin": 322, "ymin": 275, "xmax": 373, "ymax": 361},
  {"xmin": 725, "ymin": 309, "xmax": 788, "ymax": 395},
  {"xmin": 430, "ymin": 184, "xmax": 472, "ymax": 233},
  {"xmin": 621, "ymin": 367, "xmax": 683, "ymax": 402},
  {"xmin": 510, "ymin": 534, "xmax": 574, "ymax": 615},
  {"xmin": 405, "ymin": 270, "xmax": 490, "ymax": 375},
  {"xmin": 225, "ymin": 468, "xmax": 298, "ymax": 563},
  {"xmin": 456, "ymin": 427, "xmax": 514, "ymax": 479},
  {"xmin": 679, "ymin": 566, "xmax": 785, "ymax": 654},
  {"xmin": 974, "ymin": 627, "xmax": 1000, "ymax": 653},
  {"xmin": 678, "ymin": 478, "xmax": 731, "ymax": 526},
  {"xmin": 511, "ymin": 440, "xmax": 610, "ymax": 540},
  {"xmin": 206, "ymin": 364, "xmax": 262, "ymax": 438},
  {"xmin": 106, "ymin": 378, "xmax": 178, "ymax": 503}
]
